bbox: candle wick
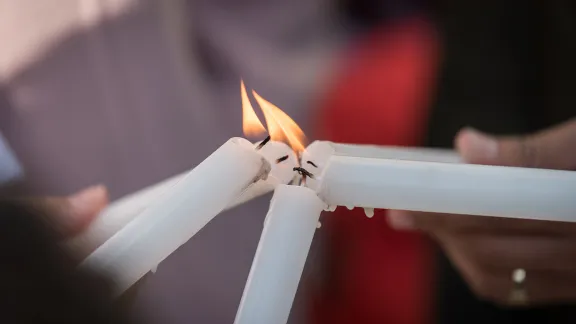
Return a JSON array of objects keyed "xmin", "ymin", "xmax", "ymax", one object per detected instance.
[
  {"xmin": 306, "ymin": 161, "xmax": 318, "ymax": 168},
  {"xmin": 293, "ymin": 167, "xmax": 314, "ymax": 180},
  {"xmin": 255, "ymin": 136, "xmax": 271, "ymax": 150},
  {"xmin": 276, "ymin": 155, "xmax": 290, "ymax": 164}
]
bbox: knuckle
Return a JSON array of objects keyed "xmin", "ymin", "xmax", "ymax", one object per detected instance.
[
  {"xmin": 500, "ymin": 136, "xmax": 540, "ymax": 168},
  {"xmin": 520, "ymin": 136, "xmax": 541, "ymax": 168}
]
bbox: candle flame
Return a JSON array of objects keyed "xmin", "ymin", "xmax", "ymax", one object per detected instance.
[
  {"xmin": 241, "ymin": 80, "xmax": 267, "ymax": 138},
  {"xmin": 252, "ymin": 91, "xmax": 307, "ymax": 153},
  {"xmin": 241, "ymin": 80, "xmax": 307, "ymax": 153}
]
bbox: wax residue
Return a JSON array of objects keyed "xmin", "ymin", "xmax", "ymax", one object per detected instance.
[
  {"xmin": 151, "ymin": 265, "xmax": 158, "ymax": 273},
  {"xmin": 324, "ymin": 205, "xmax": 338, "ymax": 212},
  {"xmin": 364, "ymin": 208, "xmax": 375, "ymax": 218},
  {"xmin": 317, "ymin": 221, "xmax": 322, "ymax": 229},
  {"xmin": 346, "ymin": 205, "xmax": 354, "ymax": 210}
]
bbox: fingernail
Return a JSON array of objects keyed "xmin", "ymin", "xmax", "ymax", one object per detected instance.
[
  {"xmin": 459, "ymin": 128, "xmax": 498, "ymax": 163},
  {"xmin": 387, "ymin": 210, "xmax": 415, "ymax": 230},
  {"xmin": 69, "ymin": 185, "xmax": 107, "ymax": 212}
]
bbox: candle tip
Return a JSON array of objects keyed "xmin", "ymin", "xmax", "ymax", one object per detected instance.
[{"xmin": 293, "ymin": 167, "xmax": 314, "ymax": 180}]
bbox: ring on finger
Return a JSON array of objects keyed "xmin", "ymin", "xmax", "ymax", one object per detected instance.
[{"xmin": 508, "ymin": 268, "xmax": 529, "ymax": 306}]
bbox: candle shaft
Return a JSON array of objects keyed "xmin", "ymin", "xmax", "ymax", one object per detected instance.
[
  {"xmin": 330, "ymin": 142, "xmax": 460, "ymax": 162},
  {"xmin": 234, "ymin": 185, "xmax": 325, "ymax": 324},
  {"xmin": 70, "ymin": 141, "xmax": 297, "ymax": 255},
  {"xmin": 304, "ymin": 141, "xmax": 576, "ymax": 222},
  {"xmin": 79, "ymin": 138, "xmax": 272, "ymax": 295}
]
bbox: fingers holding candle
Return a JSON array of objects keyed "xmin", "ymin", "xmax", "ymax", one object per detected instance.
[
  {"xmin": 385, "ymin": 120, "xmax": 576, "ymax": 306},
  {"xmin": 387, "ymin": 209, "xmax": 576, "ymax": 305},
  {"xmin": 21, "ymin": 185, "xmax": 109, "ymax": 239},
  {"xmin": 455, "ymin": 118, "xmax": 576, "ymax": 169}
]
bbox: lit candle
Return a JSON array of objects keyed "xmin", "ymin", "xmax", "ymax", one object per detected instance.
[
  {"xmin": 234, "ymin": 185, "xmax": 325, "ymax": 324},
  {"xmin": 70, "ymin": 139, "xmax": 297, "ymax": 255},
  {"xmin": 302, "ymin": 141, "xmax": 576, "ymax": 221},
  {"xmin": 79, "ymin": 137, "xmax": 296, "ymax": 295}
]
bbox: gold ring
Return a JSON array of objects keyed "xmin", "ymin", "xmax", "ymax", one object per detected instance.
[{"xmin": 508, "ymin": 268, "xmax": 529, "ymax": 306}]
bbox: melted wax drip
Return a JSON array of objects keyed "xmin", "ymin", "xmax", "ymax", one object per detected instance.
[{"xmin": 364, "ymin": 208, "xmax": 375, "ymax": 218}]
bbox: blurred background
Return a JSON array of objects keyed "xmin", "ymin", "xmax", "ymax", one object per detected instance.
[{"xmin": 1, "ymin": 1, "xmax": 575, "ymax": 323}]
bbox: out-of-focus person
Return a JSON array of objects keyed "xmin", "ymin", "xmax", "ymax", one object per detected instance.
[
  {"xmin": 1, "ymin": 1, "xmax": 576, "ymax": 324},
  {"xmin": 0, "ymin": 193, "xmax": 140, "ymax": 324}
]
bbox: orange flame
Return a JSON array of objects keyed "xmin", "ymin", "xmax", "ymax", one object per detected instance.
[
  {"xmin": 240, "ymin": 80, "xmax": 307, "ymax": 153},
  {"xmin": 241, "ymin": 80, "xmax": 267, "ymax": 138},
  {"xmin": 252, "ymin": 91, "xmax": 307, "ymax": 153}
]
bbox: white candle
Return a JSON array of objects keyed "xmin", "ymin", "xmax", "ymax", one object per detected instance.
[
  {"xmin": 79, "ymin": 138, "xmax": 295, "ymax": 295},
  {"xmin": 302, "ymin": 141, "xmax": 576, "ymax": 222},
  {"xmin": 70, "ymin": 139, "xmax": 297, "ymax": 255},
  {"xmin": 234, "ymin": 185, "xmax": 325, "ymax": 324}
]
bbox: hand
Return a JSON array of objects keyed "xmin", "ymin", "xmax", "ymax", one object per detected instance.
[
  {"xmin": 26, "ymin": 185, "xmax": 109, "ymax": 238},
  {"xmin": 388, "ymin": 119, "xmax": 576, "ymax": 306}
]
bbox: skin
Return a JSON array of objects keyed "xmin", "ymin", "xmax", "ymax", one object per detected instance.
[
  {"xmin": 22, "ymin": 185, "xmax": 143, "ymax": 306},
  {"xmin": 25, "ymin": 118, "xmax": 576, "ymax": 308},
  {"xmin": 388, "ymin": 119, "xmax": 576, "ymax": 306}
]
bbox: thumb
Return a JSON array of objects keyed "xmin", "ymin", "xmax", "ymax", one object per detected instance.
[
  {"xmin": 455, "ymin": 119, "xmax": 576, "ymax": 169},
  {"xmin": 42, "ymin": 185, "xmax": 109, "ymax": 236},
  {"xmin": 387, "ymin": 209, "xmax": 416, "ymax": 230}
]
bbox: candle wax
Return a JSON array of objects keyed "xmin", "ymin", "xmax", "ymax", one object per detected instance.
[
  {"xmin": 302, "ymin": 141, "xmax": 576, "ymax": 222},
  {"xmin": 80, "ymin": 138, "xmax": 276, "ymax": 295},
  {"xmin": 70, "ymin": 140, "xmax": 297, "ymax": 255},
  {"xmin": 234, "ymin": 185, "xmax": 325, "ymax": 324}
]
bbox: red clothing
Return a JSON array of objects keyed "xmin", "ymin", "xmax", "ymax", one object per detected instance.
[{"xmin": 312, "ymin": 18, "xmax": 439, "ymax": 324}]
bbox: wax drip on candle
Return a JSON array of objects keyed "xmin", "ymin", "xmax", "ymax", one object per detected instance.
[
  {"xmin": 325, "ymin": 205, "xmax": 337, "ymax": 212},
  {"xmin": 316, "ymin": 221, "xmax": 322, "ymax": 229},
  {"xmin": 151, "ymin": 265, "xmax": 158, "ymax": 273},
  {"xmin": 364, "ymin": 208, "xmax": 375, "ymax": 218}
]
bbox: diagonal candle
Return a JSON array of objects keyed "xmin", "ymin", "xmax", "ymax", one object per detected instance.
[
  {"xmin": 234, "ymin": 184, "xmax": 325, "ymax": 324},
  {"xmin": 301, "ymin": 141, "xmax": 576, "ymax": 222},
  {"xmin": 79, "ymin": 137, "xmax": 296, "ymax": 295},
  {"xmin": 69, "ymin": 139, "xmax": 297, "ymax": 255}
]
